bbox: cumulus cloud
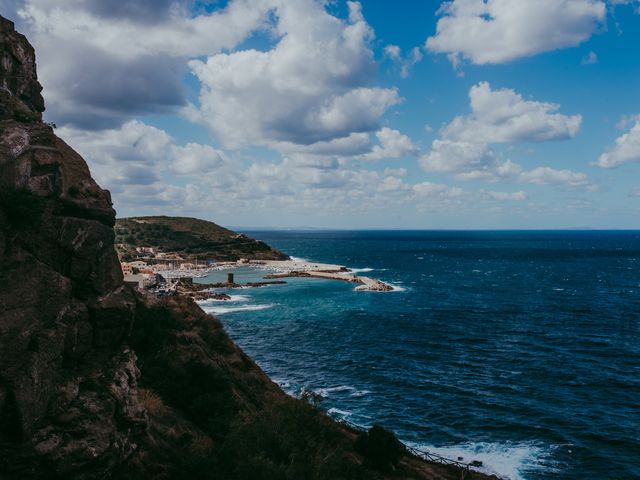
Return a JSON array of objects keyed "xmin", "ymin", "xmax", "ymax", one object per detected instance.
[
  {"xmin": 420, "ymin": 139, "xmax": 589, "ymax": 186},
  {"xmin": 483, "ymin": 190, "xmax": 528, "ymax": 201},
  {"xmin": 420, "ymin": 139, "xmax": 497, "ymax": 174},
  {"xmin": 419, "ymin": 83, "xmax": 589, "ymax": 187},
  {"xmin": 442, "ymin": 82, "xmax": 582, "ymax": 143},
  {"xmin": 384, "ymin": 44, "xmax": 423, "ymax": 78},
  {"xmin": 426, "ymin": 0, "xmax": 606, "ymax": 65},
  {"xmin": 187, "ymin": 1, "xmax": 400, "ymax": 148},
  {"xmin": 518, "ymin": 167, "xmax": 588, "ymax": 186},
  {"xmin": 595, "ymin": 120, "xmax": 640, "ymax": 168},
  {"xmin": 413, "ymin": 182, "xmax": 464, "ymax": 198},
  {"xmin": 39, "ymin": 42, "xmax": 186, "ymax": 129},
  {"xmin": 361, "ymin": 128, "xmax": 419, "ymax": 161},
  {"xmin": 171, "ymin": 143, "xmax": 227, "ymax": 175},
  {"xmin": 55, "ymin": 119, "xmax": 539, "ymax": 220},
  {"xmin": 14, "ymin": 0, "xmax": 402, "ymax": 140},
  {"xmin": 18, "ymin": 0, "xmax": 272, "ymax": 59},
  {"xmin": 13, "ymin": 0, "xmax": 274, "ymax": 126},
  {"xmin": 57, "ymin": 120, "xmax": 172, "ymax": 184},
  {"xmin": 57, "ymin": 120, "xmax": 223, "ymax": 210}
]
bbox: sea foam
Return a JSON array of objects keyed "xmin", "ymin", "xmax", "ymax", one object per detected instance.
[
  {"xmin": 313, "ymin": 385, "xmax": 369, "ymax": 398},
  {"xmin": 202, "ymin": 304, "xmax": 275, "ymax": 315},
  {"xmin": 198, "ymin": 295, "xmax": 251, "ymax": 305},
  {"xmin": 406, "ymin": 441, "xmax": 555, "ymax": 480}
]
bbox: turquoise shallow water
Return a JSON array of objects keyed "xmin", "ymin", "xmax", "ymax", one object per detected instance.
[{"xmin": 195, "ymin": 231, "xmax": 640, "ymax": 480}]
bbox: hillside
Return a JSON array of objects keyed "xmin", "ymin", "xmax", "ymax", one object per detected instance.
[{"xmin": 115, "ymin": 216, "xmax": 288, "ymax": 261}]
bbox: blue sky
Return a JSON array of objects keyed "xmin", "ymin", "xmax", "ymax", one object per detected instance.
[{"xmin": 4, "ymin": 0, "xmax": 640, "ymax": 228}]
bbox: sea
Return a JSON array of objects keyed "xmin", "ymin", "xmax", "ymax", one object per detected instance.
[{"xmin": 195, "ymin": 231, "xmax": 640, "ymax": 480}]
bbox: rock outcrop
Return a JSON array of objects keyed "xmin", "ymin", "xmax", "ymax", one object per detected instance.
[{"xmin": 0, "ymin": 16, "xmax": 145, "ymax": 478}]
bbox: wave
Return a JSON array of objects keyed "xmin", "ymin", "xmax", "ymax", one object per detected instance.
[
  {"xmin": 327, "ymin": 407, "xmax": 352, "ymax": 417},
  {"xmin": 198, "ymin": 294, "xmax": 251, "ymax": 305},
  {"xmin": 388, "ymin": 283, "xmax": 407, "ymax": 292},
  {"xmin": 313, "ymin": 385, "xmax": 370, "ymax": 398},
  {"xmin": 406, "ymin": 441, "xmax": 555, "ymax": 480},
  {"xmin": 348, "ymin": 267, "xmax": 375, "ymax": 274},
  {"xmin": 202, "ymin": 304, "xmax": 275, "ymax": 315},
  {"xmin": 289, "ymin": 256, "xmax": 309, "ymax": 263}
]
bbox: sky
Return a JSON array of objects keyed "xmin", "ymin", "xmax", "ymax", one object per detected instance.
[{"xmin": 2, "ymin": 0, "xmax": 640, "ymax": 229}]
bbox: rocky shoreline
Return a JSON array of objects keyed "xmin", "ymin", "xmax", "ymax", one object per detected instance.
[{"xmin": 176, "ymin": 279, "xmax": 288, "ymax": 301}]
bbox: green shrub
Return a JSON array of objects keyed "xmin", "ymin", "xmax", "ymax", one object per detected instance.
[
  {"xmin": 354, "ymin": 425, "xmax": 403, "ymax": 473},
  {"xmin": 12, "ymin": 109, "xmax": 39, "ymax": 123}
]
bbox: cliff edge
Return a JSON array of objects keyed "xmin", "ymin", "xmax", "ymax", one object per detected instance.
[
  {"xmin": 0, "ymin": 16, "xmax": 495, "ymax": 480},
  {"xmin": 0, "ymin": 15, "xmax": 144, "ymax": 478}
]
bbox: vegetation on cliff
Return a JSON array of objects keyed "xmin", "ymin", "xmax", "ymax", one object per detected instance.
[{"xmin": 115, "ymin": 216, "xmax": 288, "ymax": 261}]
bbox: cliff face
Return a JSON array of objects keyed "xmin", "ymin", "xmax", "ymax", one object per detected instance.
[{"xmin": 0, "ymin": 16, "xmax": 145, "ymax": 478}]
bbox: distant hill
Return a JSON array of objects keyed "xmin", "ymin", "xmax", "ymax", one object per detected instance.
[{"xmin": 115, "ymin": 216, "xmax": 289, "ymax": 261}]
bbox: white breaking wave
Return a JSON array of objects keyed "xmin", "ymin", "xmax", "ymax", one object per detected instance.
[
  {"xmin": 198, "ymin": 295, "xmax": 251, "ymax": 305},
  {"xmin": 202, "ymin": 304, "xmax": 275, "ymax": 315},
  {"xmin": 289, "ymin": 256, "xmax": 309, "ymax": 263},
  {"xmin": 327, "ymin": 407, "xmax": 352, "ymax": 417},
  {"xmin": 313, "ymin": 385, "xmax": 370, "ymax": 398},
  {"xmin": 388, "ymin": 283, "xmax": 407, "ymax": 292},
  {"xmin": 347, "ymin": 267, "xmax": 375, "ymax": 274},
  {"xmin": 406, "ymin": 441, "xmax": 554, "ymax": 480}
]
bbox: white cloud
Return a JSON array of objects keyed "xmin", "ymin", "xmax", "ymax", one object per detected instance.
[
  {"xmin": 582, "ymin": 50, "xmax": 598, "ymax": 64},
  {"xmin": 18, "ymin": 0, "xmax": 401, "ymax": 136},
  {"xmin": 57, "ymin": 120, "xmax": 225, "ymax": 210},
  {"xmin": 426, "ymin": 0, "xmax": 606, "ymax": 65},
  {"xmin": 413, "ymin": 181, "xmax": 465, "ymax": 198},
  {"xmin": 171, "ymin": 143, "xmax": 227, "ymax": 175},
  {"xmin": 419, "ymin": 81, "xmax": 589, "ymax": 188},
  {"xmin": 483, "ymin": 190, "xmax": 528, "ymax": 201},
  {"xmin": 187, "ymin": 1, "xmax": 400, "ymax": 149},
  {"xmin": 58, "ymin": 120, "xmax": 173, "ymax": 186},
  {"xmin": 19, "ymin": 0, "xmax": 273, "ymax": 60},
  {"xmin": 595, "ymin": 120, "xmax": 640, "ymax": 168},
  {"xmin": 442, "ymin": 82, "xmax": 582, "ymax": 143},
  {"xmin": 384, "ymin": 44, "xmax": 401, "ymax": 59},
  {"xmin": 15, "ymin": 0, "xmax": 279, "ymax": 127},
  {"xmin": 361, "ymin": 128, "xmax": 419, "ymax": 161},
  {"xmin": 420, "ymin": 139, "xmax": 497, "ymax": 174},
  {"xmin": 420, "ymin": 138, "xmax": 590, "ymax": 186},
  {"xmin": 384, "ymin": 44, "xmax": 423, "ymax": 78},
  {"xmin": 518, "ymin": 166, "xmax": 588, "ymax": 186}
]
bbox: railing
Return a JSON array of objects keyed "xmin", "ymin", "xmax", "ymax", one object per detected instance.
[{"xmin": 334, "ymin": 417, "xmax": 477, "ymax": 475}]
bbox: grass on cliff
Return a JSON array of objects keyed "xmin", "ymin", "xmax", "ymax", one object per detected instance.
[
  {"xmin": 115, "ymin": 216, "xmax": 286, "ymax": 261},
  {"xmin": 125, "ymin": 299, "xmax": 406, "ymax": 480}
]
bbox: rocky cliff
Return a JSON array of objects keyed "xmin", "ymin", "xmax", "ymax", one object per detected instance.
[
  {"xmin": 0, "ymin": 15, "xmax": 145, "ymax": 478},
  {"xmin": 0, "ymin": 16, "xmax": 495, "ymax": 480}
]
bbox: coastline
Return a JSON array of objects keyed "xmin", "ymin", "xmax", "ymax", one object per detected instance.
[{"xmin": 190, "ymin": 259, "xmax": 396, "ymax": 292}]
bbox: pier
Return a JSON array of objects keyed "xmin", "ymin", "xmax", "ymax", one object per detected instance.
[{"xmin": 261, "ymin": 261, "xmax": 394, "ymax": 292}]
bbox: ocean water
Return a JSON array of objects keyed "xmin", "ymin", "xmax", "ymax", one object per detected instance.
[{"xmin": 196, "ymin": 231, "xmax": 640, "ymax": 480}]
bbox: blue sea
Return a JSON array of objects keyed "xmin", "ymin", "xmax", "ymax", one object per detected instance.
[{"xmin": 195, "ymin": 231, "xmax": 640, "ymax": 480}]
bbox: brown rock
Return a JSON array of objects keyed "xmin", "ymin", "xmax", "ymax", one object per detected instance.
[{"xmin": 0, "ymin": 15, "xmax": 144, "ymax": 478}]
